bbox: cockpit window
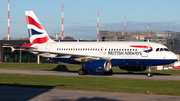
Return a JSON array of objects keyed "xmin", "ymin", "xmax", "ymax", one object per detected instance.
[
  {"xmin": 160, "ymin": 48, "xmax": 164, "ymax": 51},
  {"xmin": 156, "ymin": 48, "xmax": 169, "ymax": 52},
  {"xmin": 164, "ymin": 48, "xmax": 169, "ymax": 51},
  {"xmin": 156, "ymin": 48, "xmax": 159, "ymax": 51}
]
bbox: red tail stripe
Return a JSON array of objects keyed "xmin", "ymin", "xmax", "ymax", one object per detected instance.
[
  {"xmin": 21, "ymin": 43, "xmax": 33, "ymax": 49},
  {"xmin": 26, "ymin": 16, "xmax": 44, "ymax": 30},
  {"xmin": 31, "ymin": 36, "xmax": 49, "ymax": 44}
]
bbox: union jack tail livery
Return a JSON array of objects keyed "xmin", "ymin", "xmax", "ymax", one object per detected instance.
[{"xmin": 25, "ymin": 11, "xmax": 54, "ymax": 44}]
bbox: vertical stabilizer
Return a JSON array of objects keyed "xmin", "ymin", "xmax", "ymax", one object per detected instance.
[{"xmin": 25, "ymin": 11, "xmax": 54, "ymax": 44}]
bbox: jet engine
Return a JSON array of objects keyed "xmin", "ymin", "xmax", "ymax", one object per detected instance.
[{"xmin": 83, "ymin": 60, "xmax": 112, "ymax": 72}]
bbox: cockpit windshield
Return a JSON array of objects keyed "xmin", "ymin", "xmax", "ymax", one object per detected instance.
[{"xmin": 156, "ymin": 48, "xmax": 169, "ymax": 52}]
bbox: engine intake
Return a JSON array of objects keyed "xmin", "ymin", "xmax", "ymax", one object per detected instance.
[{"xmin": 83, "ymin": 60, "xmax": 112, "ymax": 72}]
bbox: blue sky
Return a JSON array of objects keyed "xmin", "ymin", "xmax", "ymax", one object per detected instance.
[{"xmin": 0, "ymin": 0, "xmax": 180, "ymax": 39}]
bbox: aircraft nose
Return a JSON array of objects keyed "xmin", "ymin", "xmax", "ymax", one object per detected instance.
[{"xmin": 170, "ymin": 52, "xmax": 178, "ymax": 61}]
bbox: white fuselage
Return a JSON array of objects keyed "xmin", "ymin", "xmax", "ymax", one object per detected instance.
[{"xmin": 31, "ymin": 41, "xmax": 177, "ymax": 66}]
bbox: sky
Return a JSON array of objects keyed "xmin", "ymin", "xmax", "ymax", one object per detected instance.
[{"xmin": 1, "ymin": 0, "xmax": 180, "ymax": 40}]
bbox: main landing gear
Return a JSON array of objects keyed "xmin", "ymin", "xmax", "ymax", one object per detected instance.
[
  {"xmin": 78, "ymin": 69, "xmax": 113, "ymax": 75},
  {"xmin": 147, "ymin": 66, "xmax": 153, "ymax": 77},
  {"xmin": 78, "ymin": 69, "xmax": 88, "ymax": 75},
  {"xmin": 104, "ymin": 69, "xmax": 113, "ymax": 75}
]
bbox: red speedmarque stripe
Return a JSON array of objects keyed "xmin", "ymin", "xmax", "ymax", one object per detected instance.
[
  {"xmin": 26, "ymin": 16, "xmax": 44, "ymax": 30},
  {"xmin": 21, "ymin": 43, "xmax": 33, "ymax": 49},
  {"xmin": 31, "ymin": 36, "xmax": 49, "ymax": 44},
  {"xmin": 130, "ymin": 45, "xmax": 153, "ymax": 49}
]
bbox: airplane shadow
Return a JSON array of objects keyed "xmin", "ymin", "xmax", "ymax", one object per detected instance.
[
  {"xmin": 43, "ymin": 65, "xmax": 172, "ymax": 76},
  {"xmin": 60, "ymin": 97, "xmax": 121, "ymax": 101},
  {"xmin": 113, "ymin": 72, "xmax": 172, "ymax": 76},
  {"xmin": 42, "ymin": 65, "xmax": 78, "ymax": 73},
  {"xmin": 0, "ymin": 83, "xmax": 56, "ymax": 101},
  {"xmin": 0, "ymin": 83, "xmax": 121, "ymax": 101}
]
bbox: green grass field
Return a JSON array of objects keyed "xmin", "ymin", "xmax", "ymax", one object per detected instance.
[
  {"xmin": 0, "ymin": 73, "xmax": 180, "ymax": 95},
  {"xmin": 0, "ymin": 63, "xmax": 180, "ymax": 75},
  {"xmin": 0, "ymin": 63, "xmax": 180, "ymax": 95}
]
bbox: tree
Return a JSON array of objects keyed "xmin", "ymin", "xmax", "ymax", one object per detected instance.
[
  {"xmin": 1, "ymin": 37, "xmax": 12, "ymax": 40},
  {"xmin": 19, "ymin": 37, "xmax": 29, "ymax": 40},
  {"xmin": 63, "ymin": 36, "xmax": 74, "ymax": 40},
  {"xmin": 49, "ymin": 35, "xmax": 55, "ymax": 39}
]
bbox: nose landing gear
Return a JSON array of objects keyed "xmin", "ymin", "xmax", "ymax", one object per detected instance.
[{"xmin": 147, "ymin": 66, "xmax": 153, "ymax": 77}]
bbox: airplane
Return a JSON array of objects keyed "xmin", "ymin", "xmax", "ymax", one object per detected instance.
[{"xmin": 19, "ymin": 11, "xmax": 177, "ymax": 77}]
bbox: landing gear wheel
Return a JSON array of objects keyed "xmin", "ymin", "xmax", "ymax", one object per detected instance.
[
  {"xmin": 147, "ymin": 66, "xmax": 153, "ymax": 77},
  {"xmin": 78, "ymin": 69, "xmax": 88, "ymax": 75},
  {"xmin": 104, "ymin": 69, "xmax": 113, "ymax": 75},
  {"xmin": 147, "ymin": 72, "xmax": 153, "ymax": 77}
]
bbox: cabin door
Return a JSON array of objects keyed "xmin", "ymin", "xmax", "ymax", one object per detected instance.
[
  {"xmin": 99, "ymin": 47, "xmax": 106, "ymax": 55},
  {"xmin": 141, "ymin": 44, "xmax": 149, "ymax": 57},
  {"xmin": 45, "ymin": 43, "xmax": 52, "ymax": 51}
]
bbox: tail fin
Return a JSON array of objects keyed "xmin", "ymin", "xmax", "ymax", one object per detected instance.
[{"xmin": 25, "ymin": 11, "xmax": 54, "ymax": 44}]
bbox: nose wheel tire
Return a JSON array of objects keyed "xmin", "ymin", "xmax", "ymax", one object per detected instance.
[
  {"xmin": 147, "ymin": 66, "xmax": 153, "ymax": 77},
  {"xmin": 147, "ymin": 72, "xmax": 153, "ymax": 77}
]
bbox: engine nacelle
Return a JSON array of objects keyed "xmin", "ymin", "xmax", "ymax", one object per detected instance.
[
  {"xmin": 83, "ymin": 60, "xmax": 112, "ymax": 72},
  {"xmin": 119, "ymin": 65, "xmax": 147, "ymax": 71}
]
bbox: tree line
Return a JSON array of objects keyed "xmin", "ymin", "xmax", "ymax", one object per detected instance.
[{"xmin": 1, "ymin": 35, "xmax": 74, "ymax": 40}]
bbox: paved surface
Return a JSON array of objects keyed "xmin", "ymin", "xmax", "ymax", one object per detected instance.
[
  {"xmin": 0, "ymin": 69, "xmax": 180, "ymax": 80},
  {"xmin": 1, "ymin": 86, "xmax": 180, "ymax": 101}
]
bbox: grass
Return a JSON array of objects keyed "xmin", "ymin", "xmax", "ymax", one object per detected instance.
[
  {"xmin": 0, "ymin": 63, "xmax": 180, "ymax": 95},
  {"xmin": 0, "ymin": 73, "xmax": 180, "ymax": 95},
  {"xmin": 0, "ymin": 63, "xmax": 180, "ymax": 75}
]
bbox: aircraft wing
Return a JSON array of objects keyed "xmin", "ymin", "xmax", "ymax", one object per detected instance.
[{"xmin": 25, "ymin": 49, "xmax": 112, "ymax": 62}]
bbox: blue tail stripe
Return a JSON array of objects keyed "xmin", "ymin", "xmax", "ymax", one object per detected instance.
[{"xmin": 28, "ymin": 29, "xmax": 43, "ymax": 37}]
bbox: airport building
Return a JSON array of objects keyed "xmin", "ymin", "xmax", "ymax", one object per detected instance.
[{"xmin": 0, "ymin": 40, "xmax": 57, "ymax": 63}]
